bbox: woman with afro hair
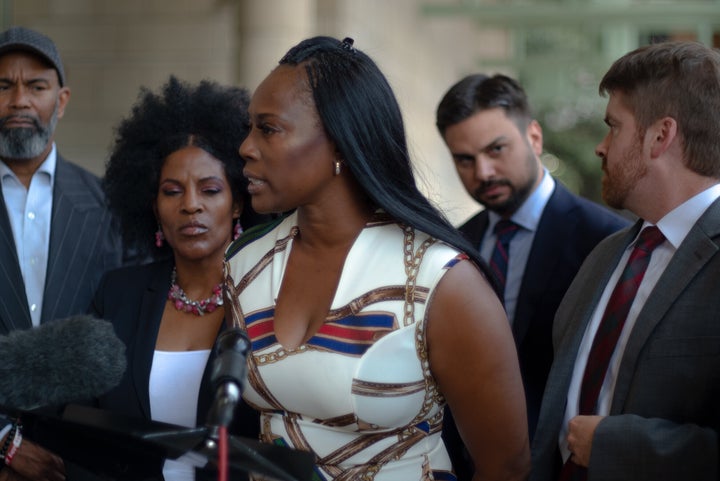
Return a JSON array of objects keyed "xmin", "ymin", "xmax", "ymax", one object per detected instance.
[{"xmin": 89, "ymin": 76, "xmax": 267, "ymax": 481}]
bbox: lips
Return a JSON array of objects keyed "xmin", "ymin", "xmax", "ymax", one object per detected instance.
[
  {"xmin": 245, "ymin": 175, "xmax": 266, "ymax": 194},
  {"xmin": 481, "ymin": 184, "xmax": 503, "ymax": 196},
  {"xmin": 179, "ymin": 221, "xmax": 208, "ymax": 236},
  {"xmin": 477, "ymin": 182, "xmax": 508, "ymax": 199},
  {"xmin": 1, "ymin": 117, "xmax": 37, "ymax": 129}
]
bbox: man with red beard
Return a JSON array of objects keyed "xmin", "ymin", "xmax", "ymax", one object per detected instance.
[
  {"xmin": 0, "ymin": 26, "xmax": 124, "ymax": 481},
  {"xmin": 435, "ymin": 73, "xmax": 629, "ymax": 480},
  {"xmin": 531, "ymin": 41, "xmax": 720, "ymax": 481}
]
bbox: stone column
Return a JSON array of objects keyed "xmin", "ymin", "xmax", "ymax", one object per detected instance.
[{"xmin": 236, "ymin": 0, "xmax": 316, "ymax": 91}]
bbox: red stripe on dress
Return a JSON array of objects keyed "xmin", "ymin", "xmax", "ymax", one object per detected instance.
[
  {"xmin": 247, "ymin": 318, "xmax": 274, "ymax": 339},
  {"xmin": 318, "ymin": 324, "xmax": 377, "ymax": 342}
]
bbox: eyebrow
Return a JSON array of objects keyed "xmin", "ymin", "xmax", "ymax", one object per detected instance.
[
  {"xmin": 484, "ymin": 135, "xmax": 509, "ymax": 148},
  {"xmin": 0, "ymin": 76, "xmax": 53, "ymax": 84},
  {"xmin": 450, "ymin": 135, "xmax": 509, "ymax": 161},
  {"xmin": 159, "ymin": 175, "xmax": 226, "ymax": 184},
  {"xmin": 469, "ymin": 135, "xmax": 509, "ymax": 154},
  {"xmin": 249, "ymin": 112, "xmax": 279, "ymax": 122}
]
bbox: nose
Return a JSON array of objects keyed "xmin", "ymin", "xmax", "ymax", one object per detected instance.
[
  {"xmin": 239, "ymin": 133, "xmax": 256, "ymax": 163},
  {"xmin": 9, "ymin": 85, "xmax": 31, "ymax": 109},
  {"xmin": 595, "ymin": 132, "xmax": 609, "ymax": 159},
  {"xmin": 181, "ymin": 188, "xmax": 202, "ymax": 213},
  {"xmin": 474, "ymin": 156, "xmax": 495, "ymax": 181}
]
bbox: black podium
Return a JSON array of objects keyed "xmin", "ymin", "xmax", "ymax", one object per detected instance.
[{"xmin": 14, "ymin": 404, "xmax": 315, "ymax": 481}]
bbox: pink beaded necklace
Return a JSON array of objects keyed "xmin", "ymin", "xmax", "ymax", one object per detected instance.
[{"xmin": 167, "ymin": 267, "xmax": 223, "ymax": 316}]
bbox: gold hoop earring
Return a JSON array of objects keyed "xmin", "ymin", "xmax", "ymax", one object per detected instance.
[{"xmin": 334, "ymin": 160, "xmax": 342, "ymax": 176}]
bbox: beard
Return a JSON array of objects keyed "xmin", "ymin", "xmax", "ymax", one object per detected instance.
[
  {"xmin": 0, "ymin": 104, "xmax": 58, "ymax": 160},
  {"xmin": 601, "ymin": 139, "xmax": 646, "ymax": 210},
  {"xmin": 472, "ymin": 150, "xmax": 539, "ymax": 217}
]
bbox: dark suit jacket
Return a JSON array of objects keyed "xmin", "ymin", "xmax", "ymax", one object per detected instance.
[
  {"xmin": 531, "ymin": 199, "xmax": 720, "ymax": 481},
  {"xmin": 461, "ymin": 182, "xmax": 630, "ymax": 436},
  {"xmin": 0, "ymin": 155, "xmax": 123, "ymax": 333},
  {"xmin": 444, "ymin": 181, "xmax": 629, "ymax": 480},
  {"xmin": 90, "ymin": 259, "xmax": 260, "ymax": 480}
]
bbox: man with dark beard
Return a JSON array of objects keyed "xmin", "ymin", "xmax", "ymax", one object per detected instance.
[
  {"xmin": 0, "ymin": 26, "xmax": 124, "ymax": 480},
  {"xmin": 435, "ymin": 73, "xmax": 629, "ymax": 480}
]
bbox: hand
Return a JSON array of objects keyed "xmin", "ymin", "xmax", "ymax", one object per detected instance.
[
  {"xmin": 566, "ymin": 415, "xmax": 604, "ymax": 467},
  {"xmin": 0, "ymin": 468, "xmax": 33, "ymax": 481},
  {"xmin": 5, "ymin": 439, "xmax": 65, "ymax": 481}
]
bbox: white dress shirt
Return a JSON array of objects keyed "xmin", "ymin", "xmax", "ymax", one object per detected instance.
[
  {"xmin": 0, "ymin": 145, "xmax": 56, "ymax": 326},
  {"xmin": 480, "ymin": 169, "xmax": 555, "ymax": 324},
  {"xmin": 559, "ymin": 183, "xmax": 720, "ymax": 461}
]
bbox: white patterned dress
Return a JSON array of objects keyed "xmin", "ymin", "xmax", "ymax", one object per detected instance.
[{"xmin": 224, "ymin": 211, "xmax": 466, "ymax": 481}]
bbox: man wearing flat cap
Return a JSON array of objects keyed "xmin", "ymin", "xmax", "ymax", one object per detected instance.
[{"xmin": 0, "ymin": 26, "xmax": 124, "ymax": 480}]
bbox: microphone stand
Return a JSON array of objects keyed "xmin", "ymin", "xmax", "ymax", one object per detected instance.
[
  {"xmin": 206, "ymin": 381, "xmax": 241, "ymax": 481},
  {"xmin": 13, "ymin": 402, "xmax": 314, "ymax": 481},
  {"xmin": 12, "ymin": 325, "xmax": 316, "ymax": 480},
  {"xmin": 218, "ymin": 426, "xmax": 228, "ymax": 481},
  {"xmin": 201, "ymin": 328, "xmax": 315, "ymax": 480}
]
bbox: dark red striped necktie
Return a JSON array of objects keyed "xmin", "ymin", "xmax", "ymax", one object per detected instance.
[
  {"xmin": 489, "ymin": 219, "xmax": 520, "ymax": 294},
  {"xmin": 559, "ymin": 226, "xmax": 666, "ymax": 481}
]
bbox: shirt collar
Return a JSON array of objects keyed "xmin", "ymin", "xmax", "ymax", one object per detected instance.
[
  {"xmin": 642, "ymin": 183, "xmax": 720, "ymax": 249},
  {"xmin": 0, "ymin": 142, "xmax": 57, "ymax": 184}
]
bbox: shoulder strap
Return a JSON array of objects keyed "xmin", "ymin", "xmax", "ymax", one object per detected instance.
[{"xmin": 225, "ymin": 214, "xmax": 286, "ymax": 259}]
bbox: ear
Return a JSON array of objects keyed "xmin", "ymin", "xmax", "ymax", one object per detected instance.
[
  {"xmin": 648, "ymin": 116, "xmax": 678, "ymax": 159},
  {"xmin": 526, "ymin": 119, "xmax": 544, "ymax": 157},
  {"xmin": 55, "ymin": 86, "xmax": 71, "ymax": 120}
]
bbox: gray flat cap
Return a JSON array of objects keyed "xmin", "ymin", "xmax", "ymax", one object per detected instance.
[{"xmin": 0, "ymin": 26, "xmax": 65, "ymax": 86}]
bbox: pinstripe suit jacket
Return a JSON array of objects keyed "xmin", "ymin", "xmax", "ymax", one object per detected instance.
[
  {"xmin": 531, "ymin": 198, "xmax": 720, "ymax": 481},
  {"xmin": 0, "ymin": 155, "xmax": 123, "ymax": 333}
]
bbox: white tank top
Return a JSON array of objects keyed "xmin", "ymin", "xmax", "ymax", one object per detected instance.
[{"xmin": 150, "ymin": 349, "xmax": 211, "ymax": 481}]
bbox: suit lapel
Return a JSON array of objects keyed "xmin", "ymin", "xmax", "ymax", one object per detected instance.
[
  {"xmin": 611, "ymin": 199, "xmax": 720, "ymax": 412},
  {"xmin": 42, "ymin": 156, "xmax": 105, "ymax": 321},
  {"xmin": 533, "ymin": 224, "xmax": 638, "ymax": 453},
  {"xmin": 132, "ymin": 261, "xmax": 173, "ymax": 419},
  {"xmin": 556, "ymin": 225, "xmax": 638, "ymax": 375},
  {"xmin": 0, "ymin": 190, "xmax": 31, "ymax": 332},
  {"xmin": 513, "ymin": 183, "xmax": 573, "ymax": 342},
  {"xmin": 128, "ymin": 260, "xmax": 222, "ymax": 424},
  {"xmin": 458, "ymin": 210, "xmax": 489, "ymax": 250}
]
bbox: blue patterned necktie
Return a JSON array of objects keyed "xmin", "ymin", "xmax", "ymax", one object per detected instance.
[{"xmin": 489, "ymin": 219, "xmax": 520, "ymax": 293}]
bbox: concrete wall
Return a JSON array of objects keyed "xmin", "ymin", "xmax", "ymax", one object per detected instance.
[
  {"xmin": 12, "ymin": 0, "xmax": 239, "ymax": 177},
  {"xmin": 9, "ymin": 0, "xmax": 510, "ymax": 225}
]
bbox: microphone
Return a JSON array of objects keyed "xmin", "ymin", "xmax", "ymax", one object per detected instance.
[
  {"xmin": 206, "ymin": 328, "xmax": 250, "ymax": 429},
  {"xmin": 0, "ymin": 315, "xmax": 127, "ymax": 410}
]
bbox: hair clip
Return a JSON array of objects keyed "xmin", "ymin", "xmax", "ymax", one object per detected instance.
[{"xmin": 340, "ymin": 37, "xmax": 356, "ymax": 53}]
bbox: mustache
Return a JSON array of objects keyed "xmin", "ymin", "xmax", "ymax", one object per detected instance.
[
  {"xmin": 0, "ymin": 115, "xmax": 42, "ymax": 130},
  {"xmin": 474, "ymin": 179, "xmax": 512, "ymax": 196}
]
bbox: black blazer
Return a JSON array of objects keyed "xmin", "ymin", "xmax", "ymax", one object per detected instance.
[
  {"xmin": 444, "ymin": 181, "xmax": 630, "ymax": 480},
  {"xmin": 90, "ymin": 259, "xmax": 260, "ymax": 480},
  {"xmin": 0, "ymin": 155, "xmax": 124, "ymax": 333}
]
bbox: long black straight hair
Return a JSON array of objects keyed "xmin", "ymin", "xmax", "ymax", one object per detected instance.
[{"xmin": 279, "ymin": 36, "xmax": 498, "ymax": 294}]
